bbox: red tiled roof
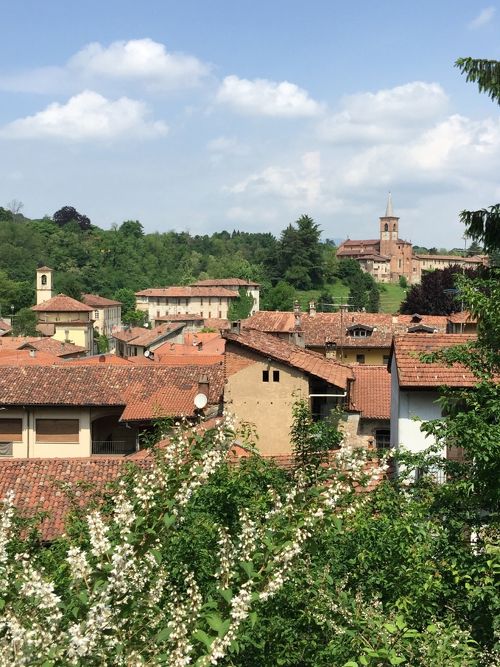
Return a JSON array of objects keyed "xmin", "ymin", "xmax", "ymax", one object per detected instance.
[
  {"xmin": 349, "ymin": 366, "xmax": 391, "ymax": 419},
  {"xmin": 391, "ymin": 334, "xmax": 477, "ymax": 388},
  {"xmin": 0, "ymin": 319, "xmax": 11, "ymax": 332},
  {"xmin": 338, "ymin": 239, "xmax": 380, "ymax": 247},
  {"xmin": 242, "ymin": 311, "xmax": 297, "ymax": 333},
  {"xmin": 0, "ymin": 364, "xmax": 224, "ymax": 419},
  {"xmin": 0, "ymin": 458, "xmax": 134, "ymax": 541},
  {"xmin": 36, "ymin": 266, "xmax": 53, "ymax": 272},
  {"xmin": 82, "ymin": 294, "xmax": 122, "ymax": 307},
  {"xmin": 243, "ymin": 312, "xmax": 451, "ymax": 348},
  {"xmin": 31, "ymin": 294, "xmax": 94, "ymax": 312},
  {"xmin": 63, "ymin": 354, "xmax": 134, "ymax": 365},
  {"xmin": 416, "ymin": 254, "xmax": 485, "ymax": 263},
  {"xmin": 0, "ymin": 349, "xmax": 59, "ymax": 366},
  {"xmin": 357, "ymin": 254, "xmax": 391, "ymax": 262},
  {"xmin": 20, "ymin": 337, "xmax": 86, "ymax": 358},
  {"xmin": 447, "ymin": 311, "xmax": 477, "ymax": 325},
  {"xmin": 224, "ymin": 329, "xmax": 353, "ymax": 388},
  {"xmin": 191, "ymin": 278, "xmax": 260, "ymax": 287},
  {"xmin": 112, "ymin": 323, "xmax": 183, "ymax": 346},
  {"xmin": 155, "ymin": 355, "xmax": 224, "ymax": 366},
  {"xmin": 135, "ymin": 287, "xmax": 238, "ymax": 298}
]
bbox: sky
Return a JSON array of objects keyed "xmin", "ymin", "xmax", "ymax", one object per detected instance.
[{"xmin": 0, "ymin": 1, "xmax": 499, "ymax": 248}]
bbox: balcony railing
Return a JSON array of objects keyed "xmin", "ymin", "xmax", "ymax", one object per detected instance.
[{"xmin": 92, "ymin": 440, "xmax": 136, "ymax": 456}]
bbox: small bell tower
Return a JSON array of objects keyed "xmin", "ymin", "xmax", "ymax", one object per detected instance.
[
  {"xmin": 36, "ymin": 266, "xmax": 54, "ymax": 305},
  {"xmin": 379, "ymin": 193, "xmax": 399, "ymax": 256}
]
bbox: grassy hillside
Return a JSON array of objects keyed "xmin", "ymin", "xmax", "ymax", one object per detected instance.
[{"xmin": 296, "ymin": 281, "xmax": 406, "ymax": 314}]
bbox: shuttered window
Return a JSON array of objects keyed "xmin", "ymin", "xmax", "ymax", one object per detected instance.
[
  {"xmin": 36, "ymin": 419, "xmax": 79, "ymax": 443},
  {"xmin": 0, "ymin": 419, "xmax": 22, "ymax": 442}
]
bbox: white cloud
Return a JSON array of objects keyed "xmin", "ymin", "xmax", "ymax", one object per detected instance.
[
  {"xmin": 216, "ymin": 75, "xmax": 323, "ymax": 117},
  {"xmin": 69, "ymin": 38, "xmax": 210, "ymax": 88},
  {"xmin": 207, "ymin": 136, "xmax": 248, "ymax": 155},
  {"xmin": 468, "ymin": 6, "xmax": 496, "ymax": 29},
  {"xmin": 0, "ymin": 90, "xmax": 168, "ymax": 141},
  {"xmin": 318, "ymin": 82, "xmax": 448, "ymax": 144},
  {"xmin": 227, "ymin": 151, "xmax": 322, "ymax": 204},
  {"xmin": 0, "ymin": 38, "xmax": 210, "ymax": 94}
]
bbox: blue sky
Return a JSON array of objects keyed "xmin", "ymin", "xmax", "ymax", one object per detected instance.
[{"xmin": 0, "ymin": 0, "xmax": 499, "ymax": 247}]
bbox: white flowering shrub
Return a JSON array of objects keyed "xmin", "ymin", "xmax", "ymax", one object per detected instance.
[{"xmin": 0, "ymin": 418, "xmax": 385, "ymax": 667}]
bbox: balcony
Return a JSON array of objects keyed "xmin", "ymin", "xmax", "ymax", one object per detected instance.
[{"xmin": 92, "ymin": 440, "xmax": 136, "ymax": 456}]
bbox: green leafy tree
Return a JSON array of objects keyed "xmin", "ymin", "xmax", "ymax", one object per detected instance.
[
  {"xmin": 12, "ymin": 307, "xmax": 38, "ymax": 335},
  {"xmin": 367, "ymin": 283, "xmax": 380, "ymax": 313},
  {"xmin": 227, "ymin": 287, "xmax": 254, "ymax": 321},
  {"xmin": 261, "ymin": 280, "xmax": 296, "ymax": 311},
  {"xmin": 348, "ymin": 274, "xmax": 368, "ymax": 311},
  {"xmin": 278, "ymin": 215, "xmax": 323, "ymax": 289},
  {"xmin": 455, "ymin": 58, "xmax": 500, "ymax": 252}
]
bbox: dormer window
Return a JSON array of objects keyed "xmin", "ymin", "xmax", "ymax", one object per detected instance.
[
  {"xmin": 411, "ymin": 313, "xmax": 423, "ymax": 323},
  {"xmin": 346, "ymin": 324, "xmax": 374, "ymax": 338},
  {"xmin": 407, "ymin": 325, "xmax": 437, "ymax": 334}
]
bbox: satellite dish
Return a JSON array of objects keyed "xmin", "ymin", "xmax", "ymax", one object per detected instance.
[
  {"xmin": 194, "ymin": 393, "xmax": 208, "ymax": 409},
  {"xmin": 144, "ymin": 349, "xmax": 151, "ymax": 358}
]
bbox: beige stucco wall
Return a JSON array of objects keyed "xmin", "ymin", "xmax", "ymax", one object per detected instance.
[
  {"xmin": 336, "ymin": 347, "xmax": 390, "ymax": 365},
  {"xmin": 138, "ymin": 295, "xmax": 234, "ymax": 321},
  {"xmin": 0, "ymin": 407, "xmax": 92, "ymax": 458},
  {"xmin": 93, "ymin": 306, "xmax": 122, "ymax": 337},
  {"xmin": 225, "ymin": 356, "xmax": 309, "ymax": 457},
  {"xmin": 53, "ymin": 324, "xmax": 93, "ymax": 354}
]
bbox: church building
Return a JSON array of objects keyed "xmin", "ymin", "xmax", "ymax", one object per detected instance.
[{"xmin": 336, "ymin": 195, "xmax": 487, "ymax": 284}]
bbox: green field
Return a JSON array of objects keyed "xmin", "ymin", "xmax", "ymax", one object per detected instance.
[{"xmin": 296, "ymin": 281, "xmax": 406, "ymax": 314}]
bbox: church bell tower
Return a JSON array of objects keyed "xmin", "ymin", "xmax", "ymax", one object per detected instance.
[
  {"xmin": 379, "ymin": 192, "xmax": 399, "ymax": 257},
  {"xmin": 36, "ymin": 266, "xmax": 54, "ymax": 305}
]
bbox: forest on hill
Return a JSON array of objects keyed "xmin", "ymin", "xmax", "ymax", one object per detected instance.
[{"xmin": 0, "ymin": 206, "xmax": 384, "ymax": 317}]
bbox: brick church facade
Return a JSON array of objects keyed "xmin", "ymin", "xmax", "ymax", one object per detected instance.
[{"xmin": 336, "ymin": 195, "xmax": 487, "ymax": 285}]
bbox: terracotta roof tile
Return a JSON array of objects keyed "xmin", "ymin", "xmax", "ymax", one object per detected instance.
[
  {"xmin": 349, "ymin": 366, "xmax": 391, "ymax": 418},
  {"xmin": 19, "ymin": 338, "xmax": 86, "ymax": 357},
  {"xmin": 191, "ymin": 278, "xmax": 260, "ymax": 287},
  {"xmin": 0, "ymin": 364, "xmax": 224, "ymax": 419},
  {"xmin": 82, "ymin": 294, "xmax": 122, "ymax": 307},
  {"xmin": 224, "ymin": 329, "xmax": 353, "ymax": 388},
  {"xmin": 0, "ymin": 349, "xmax": 60, "ymax": 366},
  {"xmin": 135, "ymin": 287, "xmax": 237, "ymax": 298},
  {"xmin": 392, "ymin": 333, "xmax": 478, "ymax": 388},
  {"xmin": 112, "ymin": 323, "xmax": 184, "ymax": 346},
  {"xmin": 31, "ymin": 294, "xmax": 94, "ymax": 312},
  {"xmin": 0, "ymin": 458, "xmax": 138, "ymax": 541},
  {"xmin": 0, "ymin": 320, "xmax": 12, "ymax": 333},
  {"xmin": 243, "ymin": 311, "xmax": 451, "ymax": 348}
]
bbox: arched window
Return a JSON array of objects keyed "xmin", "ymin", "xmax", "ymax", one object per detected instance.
[
  {"xmin": 41, "ymin": 274, "xmax": 47, "ymax": 285},
  {"xmin": 384, "ymin": 223, "xmax": 388, "ymax": 232},
  {"xmin": 393, "ymin": 223, "xmax": 397, "ymax": 231}
]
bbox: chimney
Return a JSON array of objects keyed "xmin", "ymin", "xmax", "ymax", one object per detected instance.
[
  {"xmin": 99, "ymin": 355, "xmax": 105, "ymax": 363},
  {"xmin": 293, "ymin": 300, "xmax": 301, "ymax": 329},
  {"xmin": 197, "ymin": 341, "xmax": 203, "ymax": 351},
  {"xmin": 309, "ymin": 300, "xmax": 316, "ymax": 317},
  {"xmin": 198, "ymin": 374, "xmax": 209, "ymax": 396},
  {"xmin": 29, "ymin": 349, "xmax": 36, "ymax": 358},
  {"xmin": 231, "ymin": 320, "xmax": 241, "ymax": 334}
]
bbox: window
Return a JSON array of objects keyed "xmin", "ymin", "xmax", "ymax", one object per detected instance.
[
  {"xmin": 218, "ymin": 311, "xmax": 222, "ymax": 318},
  {"xmin": 36, "ymin": 419, "xmax": 79, "ymax": 443},
  {"xmin": 262, "ymin": 370, "xmax": 269, "ymax": 382},
  {"xmin": 201, "ymin": 298, "xmax": 204, "ymax": 305},
  {"xmin": 272, "ymin": 370, "xmax": 280, "ymax": 382},
  {"xmin": 356, "ymin": 354, "xmax": 365, "ymax": 364},
  {"xmin": 384, "ymin": 223, "xmax": 388, "ymax": 232},
  {"xmin": 94, "ymin": 310, "xmax": 99, "ymax": 320},
  {"xmin": 208, "ymin": 298, "xmax": 212, "ymax": 305},
  {"xmin": 375, "ymin": 429, "xmax": 390, "ymax": 450},
  {"xmin": 0, "ymin": 419, "xmax": 22, "ymax": 442},
  {"xmin": 41, "ymin": 274, "xmax": 47, "ymax": 285}
]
